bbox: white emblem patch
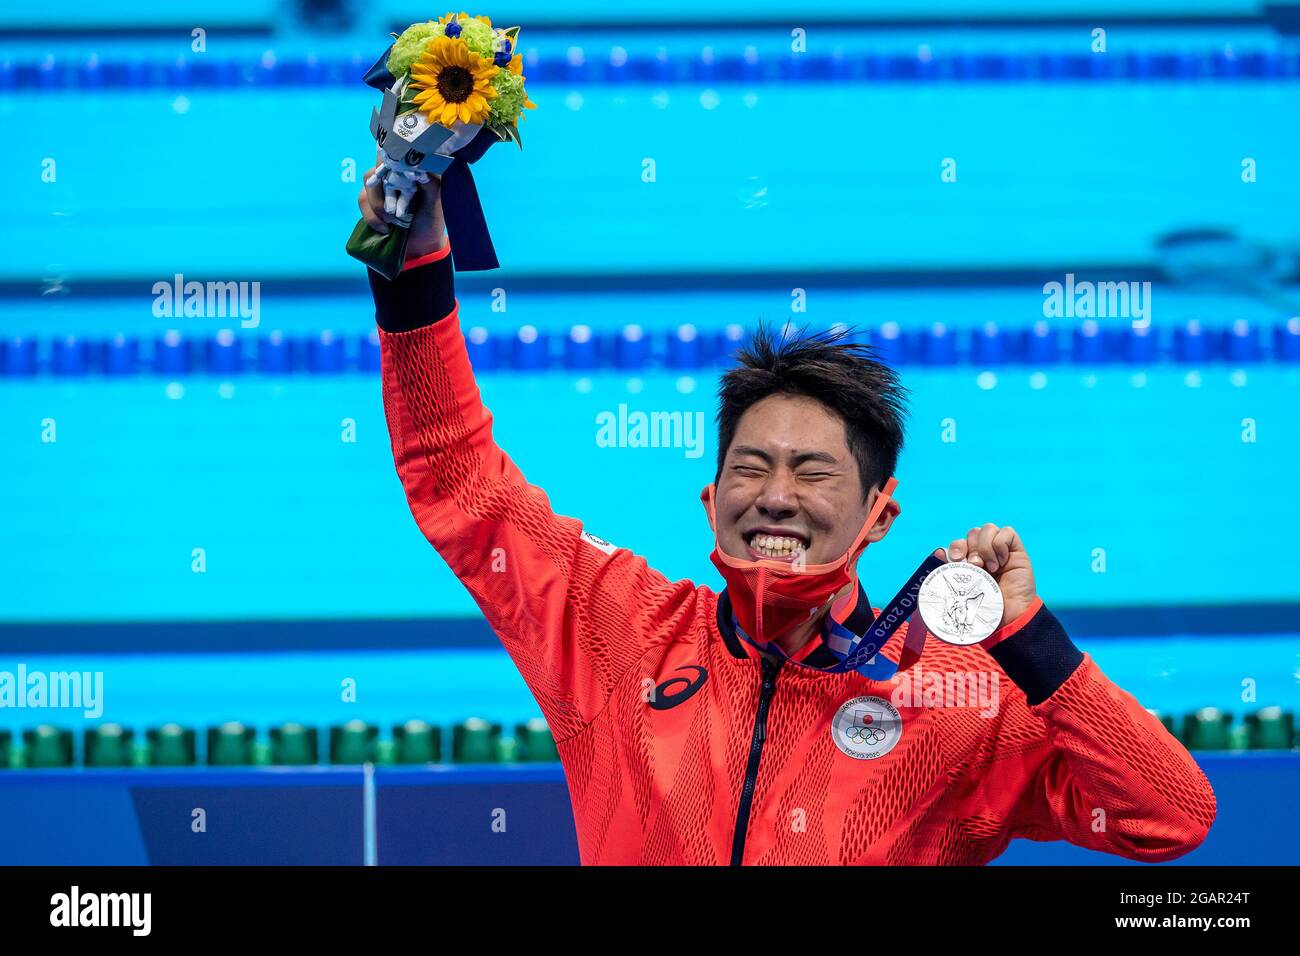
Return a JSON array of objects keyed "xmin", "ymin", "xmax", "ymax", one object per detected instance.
[
  {"xmin": 831, "ymin": 696, "xmax": 903, "ymax": 760},
  {"xmin": 579, "ymin": 531, "xmax": 618, "ymax": 556}
]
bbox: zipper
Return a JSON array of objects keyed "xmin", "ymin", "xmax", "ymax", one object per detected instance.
[{"xmin": 729, "ymin": 655, "xmax": 782, "ymax": 866}]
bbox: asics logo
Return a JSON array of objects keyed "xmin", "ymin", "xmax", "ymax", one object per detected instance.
[{"xmin": 648, "ymin": 666, "xmax": 708, "ymax": 711}]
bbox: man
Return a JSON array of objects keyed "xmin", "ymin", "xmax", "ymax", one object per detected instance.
[{"xmin": 358, "ymin": 171, "xmax": 1216, "ymax": 866}]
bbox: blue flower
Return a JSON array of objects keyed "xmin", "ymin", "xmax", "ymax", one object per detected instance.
[
  {"xmin": 444, "ymin": 20, "xmax": 461, "ymax": 38},
  {"xmin": 493, "ymin": 50, "xmax": 512, "ymax": 66}
]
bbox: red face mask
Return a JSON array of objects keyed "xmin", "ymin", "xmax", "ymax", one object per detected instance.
[{"xmin": 700, "ymin": 477, "xmax": 899, "ymax": 645}]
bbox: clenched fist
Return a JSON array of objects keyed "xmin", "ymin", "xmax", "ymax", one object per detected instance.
[
  {"xmin": 932, "ymin": 524, "xmax": 1037, "ymax": 627},
  {"xmin": 357, "ymin": 155, "xmax": 447, "ymax": 259}
]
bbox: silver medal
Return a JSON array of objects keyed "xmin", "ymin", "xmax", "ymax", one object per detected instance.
[{"xmin": 917, "ymin": 561, "xmax": 1004, "ymax": 646}]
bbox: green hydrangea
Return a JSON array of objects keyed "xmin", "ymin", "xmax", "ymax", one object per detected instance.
[
  {"xmin": 386, "ymin": 21, "xmax": 443, "ymax": 78},
  {"xmin": 457, "ymin": 18, "xmax": 495, "ymax": 58},
  {"xmin": 488, "ymin": 69, "xmax": 528, "ymax": 126}
]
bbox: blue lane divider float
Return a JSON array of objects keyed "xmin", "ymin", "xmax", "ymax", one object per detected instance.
[
  {"xmin": 3, "ymin": 47, "xmax": 1300, "ymax": 92},
  {"xmin": 464, "ymin": 326, "xmax": 496, "ymax": 372},
  {"xmin": 258, "ymin": 330, "xmax": 294, "ymax": 374},
  {"xmin": 1025, "ymin": 321, "xmax": 1061, "ymax": 365},
  {"xmin": 1175, "ymin": 319, "xmax": 1212, "ymax": 362},
  {"xmin": 1125, "ymin": 323, "xmax": 1158, "ymax": 363},
  {"xmin": 308, "ymin": 330, "xmax": 346, "ymax": 374},
  {"xmin": 513, "ymin": 326, "xmax": 548, "ymax": 371},
  {"xmin": 1276, "ymin": 316, "xmax": 1300, "ymax": 361},
  {"xmin": 154, "ymin": 330, "xmax": 191, "ymax": 375},
  {"xmin": 615, "ymin": 325, "xmax": 650, "ymax": 370},
  {"xmin": 103, "ymin": 333, "xmax": 140, "ymax": 376},
  {"xmin": 0, "ymin": 337, "xmax": 38, "ymax": 376},
  {"xmin": 1072, "ymin": 321, "xmax": 1105, "ymax": 364},
  {"xmin": 870, "ymin": 322, "xmax": 906, "ymax": 367},
  {"xmin": 207, "ymin": 329, "xmax": 241, "ymax": 375},
  {"xmin": 713, "ymin": 324, "xmax": 747, "ymax": 368},
  {"xmin": 1227, "ymin": 318, "xmax": 1261, "ymax": 363},
  {"xmin": 51, "ymin": 335, "xmax": 91, "ymax": 376},
  {"xmin": 4, "ymin": 320, "xmax": 1300, "ymax": 378},
  {"xmin": 358, "ymin": 329, "xmax": 382, "ymax": 372},
  {"xmin": 666, "ymin": 324, "xmax": 701, "ymax": 369},
  {"xmin": 564, "ymin": 325, "xmax": 598, "ymax": 371},
  {"xmin": 971, "ymin": 322, "xmax": 1007, "ymax": 366},
  {"xmin": 919, "ymin": 322, "xmax": 957, "ymax": 366}
]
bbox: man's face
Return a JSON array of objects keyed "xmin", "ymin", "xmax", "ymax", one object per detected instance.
[{"xmin": 714, "ymin": 393, "xmax": 897, "ymax": 566}]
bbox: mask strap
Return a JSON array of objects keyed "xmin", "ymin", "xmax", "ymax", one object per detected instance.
[
  {"xmin": 701, "ymin": 477, "xmax": 899, "ymax": 573},
  {"xmin": 845, "ymin": 477, "xmax": 899, "ymax": 561}
]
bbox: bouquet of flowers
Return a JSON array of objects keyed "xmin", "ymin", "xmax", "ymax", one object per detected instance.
[{"xmin": 346, "ymin": 12, "xmax": 536, "ymax": 278}]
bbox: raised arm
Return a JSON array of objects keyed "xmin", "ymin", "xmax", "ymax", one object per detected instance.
[{"xmin": 361, "ymin": 174, "xmax": 697, "ymax": 743}]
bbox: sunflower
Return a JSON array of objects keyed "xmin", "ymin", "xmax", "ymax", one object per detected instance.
[{"xmin": 408, "ymin": 35, "xmax": 499, "ymax": 128}]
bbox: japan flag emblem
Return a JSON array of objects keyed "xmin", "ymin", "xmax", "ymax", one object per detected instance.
[{"xmin": 832, "ymin": 696, "xmax": 902, "ymax": 760}]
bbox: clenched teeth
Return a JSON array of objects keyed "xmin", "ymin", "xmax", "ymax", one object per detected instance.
[{"xmin": 751, "ymin": 534, "xmax": 805, "ymax": 558}]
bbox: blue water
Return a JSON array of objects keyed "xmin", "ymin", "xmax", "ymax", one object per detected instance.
[
  {"xmin": 1, "ymin": 365, "xmax": 1297, "ymax": 620},
  {"xmin": 5, "ymin": 81, "xmax": 1299, "ymax": 281},
  {"xmin": 2, "ymin": 16, "xmax": 1297, "ymax": 699}
]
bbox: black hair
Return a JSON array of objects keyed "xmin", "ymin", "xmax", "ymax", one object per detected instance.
[{"xmin": 715, "ymin": 324, "xmax": 909, "ymax": 499}]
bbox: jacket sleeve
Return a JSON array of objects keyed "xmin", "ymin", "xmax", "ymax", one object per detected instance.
[
  {"xmin": 371, "ymin": 254, "xmax": 697, "ymax": 742},
  {"xmin": 985, "ymin": 601, "xmax": 1218, "ymax": 862}
]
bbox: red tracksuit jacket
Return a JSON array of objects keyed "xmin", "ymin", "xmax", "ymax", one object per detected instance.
[{"xmin": 372, "ymin": 251, "xmax": 1216, "ymax": 865}]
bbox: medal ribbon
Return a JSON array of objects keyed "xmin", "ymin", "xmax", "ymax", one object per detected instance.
[{"xmin": 734, "ymin": 554, "xmax": 945, "ymax": 679}]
